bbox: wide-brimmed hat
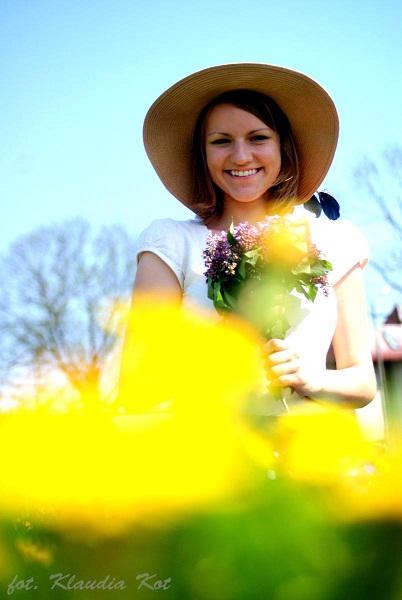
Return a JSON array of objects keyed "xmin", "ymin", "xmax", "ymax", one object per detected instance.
[{"xmin": 143, "ymin": 63, "xmax": 339, "ymax": 208}]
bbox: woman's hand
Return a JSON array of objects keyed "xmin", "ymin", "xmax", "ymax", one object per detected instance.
[
  {"xmin": 262, "ymin": 338, "xmax": 322, "ymax": 398},
  {"xmin": 262, "ymin": 266, "xmax": 377, "ymax": 408}
]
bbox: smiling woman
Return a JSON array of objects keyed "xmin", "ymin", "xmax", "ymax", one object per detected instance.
[
  {"xmin": 125, "ymin": 62, "xmax": 376, "ymax": 416},
  {"xmin": 193, "ymin": 89, "xmax": 299, "ymax": 225},
  {"xmin": 204, "ymin": 104, "xmax": 282, "ymax": 223}
]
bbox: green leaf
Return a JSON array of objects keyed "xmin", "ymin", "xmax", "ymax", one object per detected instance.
[
  {"xmin": 244, "ymin": 248, "xmax": 260, "ymax": 265},
  {"xmin": 293, "ymin": 262, "xmax": 312, "ymax": 276},
  {"xmin": 221, "ymin": 287, "xmax": 237, "ymax": 309},
  {"xmin": 237, "ymin": 256, "xmax": 248, "ymax": 279},
  {"xmin": 311, "ymin": 259, "xmax": 333, "ymax": 276},
  {"xmin": 213, "ymin": 289, "xmax": 229, "ymax": 309},
  {"xmin": 307, "ymin": 286, "xmax": 318, "ymax": 301},
  {"xmin": 227, "ymin": 219, "xmax": 237, "ymax": 246},
  {"xmin": 266, "ymin": 314, "xmax": 291, "ymax": 340},
  {"xmin": 207, "ymin": 278, "xmax": 215, "ymax": 300}
]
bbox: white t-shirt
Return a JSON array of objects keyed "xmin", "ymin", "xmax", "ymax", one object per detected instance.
[{"xmin": 134, "ymin": 216, "xmax": 369, "ymax": 415}]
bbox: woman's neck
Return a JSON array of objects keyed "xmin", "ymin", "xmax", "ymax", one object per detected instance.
[{"xmin": 209, "ymin": 204, "xmax": 268, "ymax": 230}]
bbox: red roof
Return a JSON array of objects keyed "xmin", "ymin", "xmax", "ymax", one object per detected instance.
[{"xmin": 385, "ymin": 305, "xmax": 402, "ymax": 325}]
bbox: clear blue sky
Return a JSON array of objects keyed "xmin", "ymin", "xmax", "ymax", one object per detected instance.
[{"xmin": 1, "ymin": 0, "xmax": 401, "ymax": 311}]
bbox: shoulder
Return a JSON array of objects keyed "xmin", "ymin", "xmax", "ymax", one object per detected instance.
[
  {"xmin": 136, "ymin": 218, "xmax": 204, "ymax": 242},
  {"xmin": 309, "ymin": 218, "xmax": 369, "ymax": 285},
  {"xmin": 309, "ymin": 218, "xmax": 368, "ymax": 251},
  {"xmin": 136, "ymin": 219, "xmax": 203, "ymax": 251},
  {"xmin": 134, "ymin": 218, "xmax": 207, "ymax": 287},
  {"xmin": 137, "ymin": 217, "xmax": 186, "ymax": 238}
]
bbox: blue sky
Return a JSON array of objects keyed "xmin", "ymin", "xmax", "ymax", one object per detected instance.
[{"xmin": 1, "ymin": 0, "xmax": 401, "ymax": 312}]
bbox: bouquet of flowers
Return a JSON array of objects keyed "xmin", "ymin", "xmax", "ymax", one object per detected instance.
[{"xmin": 203, "ymin": 215, "xmax": 333, "ymax": 406}]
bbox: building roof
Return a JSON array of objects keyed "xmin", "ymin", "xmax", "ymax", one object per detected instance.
[
  {"xmin": 371, "ymin": 305, "xmax": 402, "ymax": 362},
  {"xmin": 385, "ymin": 304, "xmax": 402, "ymax": 325},
  {"xmin": 371, "ymin": 324, "xmax": 402, "ymax": 362}
]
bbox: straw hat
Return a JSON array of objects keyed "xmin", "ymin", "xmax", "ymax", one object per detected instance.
[{"xmin": 143, "ymin": 63, "xmax": 339, "ymax": 208}]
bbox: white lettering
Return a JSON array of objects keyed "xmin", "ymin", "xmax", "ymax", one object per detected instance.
[
  {"xmin": 49, "ymin": 573, "xmax": 71, "ymax": 590},
  {"xmin": 7, "ymin": 575, "xmax": 35, "ymax": 595},
  {"xmin": 49, "ymin": 573, "xmax": 126, "ymax": 591},
  {"xmin": 136, "ymin": 573, "xmax": 171, "ymax": 591},
  {"xmin": 161, "ymin": 577, "xmax": 171, "ymax": 590},
  {"xmin": 137, "ymin": 573, "xmax": 157, "ymax": 590}
]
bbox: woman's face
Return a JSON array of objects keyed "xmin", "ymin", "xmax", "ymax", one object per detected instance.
[{"xmin": 204, "ymin": 103, "xmax": 282, "ymax": 209}]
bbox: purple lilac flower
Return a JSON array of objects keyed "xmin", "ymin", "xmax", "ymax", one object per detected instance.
[
  {"xmin": 203, "ymin": 234, "xmax": 241, "ymax": 281},
  {"xmin": 204, "ymin": 216, "xmax": 331, "ymax": 293},
  {"xmin": 230, "ymin": 222, "xmax": 259, "ymax": 251}
]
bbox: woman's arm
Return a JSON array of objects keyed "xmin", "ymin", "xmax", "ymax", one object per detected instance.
[
  {"xmin": 323, "ymin": 263, "xmax": 377, "ymax": 406},
  {"xmin": 118, "ymin": 252, "xmax": 182, "ymax": 411},
  {"xmin": 132, "ymin": 251, "xmax": 183, "ymax": 305},
  {"xmin": 264, "ymin": 264, "xmax": 377, "ymax": 408}
]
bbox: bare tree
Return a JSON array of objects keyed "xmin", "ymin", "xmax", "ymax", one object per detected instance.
[
  {"xmin": 0, "ymin": 219, "xmax": 137, "ymax": 410},
  {"xmin": 353, "ymin": 145, "xmax": 402, "ymax": 294}
]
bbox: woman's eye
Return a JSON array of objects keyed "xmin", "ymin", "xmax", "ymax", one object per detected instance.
[
  {"xmin": 210, "ymin": 138, "xmax": 231, "ymax": 145},
  {"xmin": 250, "ymin": 135, "xmax": 269, "ymax": 142}
]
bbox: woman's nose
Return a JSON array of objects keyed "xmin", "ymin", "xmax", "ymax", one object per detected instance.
[{"xmin": 231, "ymin": 140, "xmax": 252, "ymax": 164}]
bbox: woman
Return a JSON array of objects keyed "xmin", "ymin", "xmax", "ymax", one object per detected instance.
[{"xmin": 131, "ymin": 63, "xmax": 376, "ymax": 414}]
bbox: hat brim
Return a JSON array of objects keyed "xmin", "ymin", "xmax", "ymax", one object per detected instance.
[{"xmin": 143, "ymin": 63, "xmax": 339, "ymax": 209}]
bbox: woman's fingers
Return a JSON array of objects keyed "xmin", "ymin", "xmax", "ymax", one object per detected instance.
[
  {"xmin": 263, "ymin": 338, "xmax": 301, "ymax": 385},
  {"xmin": 263, "ymin": 339, "xmax": 298, "ymax": 367},
  {"xmin": 263, "ymin": 338, "xmax": 288, "ymax": 354}
]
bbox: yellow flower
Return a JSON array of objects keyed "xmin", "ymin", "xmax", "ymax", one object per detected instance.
[
  {"xmin": 263, "ymin": 220, "xmax": 309, "ymax": 268},
  {"xmin": 118, "ymin": 295, "xmax": 261, "ymax": 414},
  {"xmin": 270, "ymin": 408, "xmax": 402, "ymax": 523},
  {"xmin": 335, "ymin": 443, "xmax": 402, "ymax": 522},
  {"xmin": 274, "ymin": 408, "xmax": 374, "ymax": 482},
  {"xmin": 0, "ymin": 299, "xmax": 262, "ymax": 536}
]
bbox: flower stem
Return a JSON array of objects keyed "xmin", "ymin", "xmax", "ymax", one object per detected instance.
[{"xmin": 270, "ymin": 385, "xmax": 289, "ymax": 413}]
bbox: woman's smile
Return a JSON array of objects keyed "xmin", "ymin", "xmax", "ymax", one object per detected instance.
[{"xmin": 226, "ymin": 168, "xmax": 263, "ymax": 178}]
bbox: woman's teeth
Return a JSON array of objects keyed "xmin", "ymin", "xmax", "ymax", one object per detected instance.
[{"xmin": 229, "ymin": 169, "xmax": 258, "ymax": 177}]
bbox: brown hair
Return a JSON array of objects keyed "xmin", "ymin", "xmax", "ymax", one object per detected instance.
[{"xmin": 191, "ymin": 89, "xmax": 300, "ymax": 224}]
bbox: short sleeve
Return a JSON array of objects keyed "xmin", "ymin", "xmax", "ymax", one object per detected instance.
[
  {"xmin": 310, "ymin": 219, "xmax": 370, "ymax": 286},
  {"xmin": 134, "ymin": 218, "xmax": 188, "ymax": 287}
]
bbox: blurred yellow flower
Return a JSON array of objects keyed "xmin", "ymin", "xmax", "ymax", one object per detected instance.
[
  {"xmin": 118, "ymin": 295, "xmax": 262, "ymax": 413},
  {"xmin": 261, "ymin": 219, "xmax": 309, "ymax": 268},
  {"xmin": 276, "ymin": 409, "xmax": 373, "ymax": 483},
  {"xmin": 0, "ymin": 299, "xmax": 262, "ymax": 535},
  {"xmin": 271, "ymin": 408, "xmax": 402, "ymax": 523},
  {"xmin": 335, "ymin": 443, "xmax": 402, "ymax": 522},
  {"xmin": 3, "ymin": 296, "xmax": 401, "ymax": 538}
]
